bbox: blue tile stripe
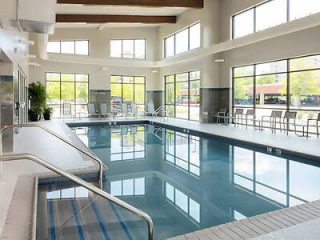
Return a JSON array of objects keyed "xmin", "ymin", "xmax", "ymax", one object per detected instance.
[
  {"xmin": 109, "ymin": 201, "xmax": 134, "ymax": 240},
  {"xmin": 48, "ymin": 185, "xmax": 56, "ymax": 240},
  {"xmin": 70, "ymin": 200, "xmax": 86, "ymax": 240},
  {"xmin": 90, "ymin": 197, "xmax": 110, "ymax": 240}
]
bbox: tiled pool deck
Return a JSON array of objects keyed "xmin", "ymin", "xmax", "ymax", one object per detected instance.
[{"xmin": 1, "ymin": 117, "xmax": 320, "ymax": 239}]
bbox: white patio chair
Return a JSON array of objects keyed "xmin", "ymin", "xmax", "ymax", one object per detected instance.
[
  {"xmin": 63, "ymin": 103, "xmax": 72, "ymax": 119},
  {"xmin": 99, "ymin": 103, "xmax": 110, "ymax": 118},
  {"xmin": 122, "ymin": 103, "xmax": 129, "ymax": 119},
  {"xmin": 87, "ymin": 103, "xmax": 99, "ymax": 118}
]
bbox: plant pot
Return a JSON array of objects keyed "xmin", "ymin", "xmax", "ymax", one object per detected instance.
[
  {"xmin": 29, "ymin": 112, "xmax": 40, "ymax": 122},
  {"xmin": 43, "ymin": 113, "xmax": 51, "ymax": 120}
]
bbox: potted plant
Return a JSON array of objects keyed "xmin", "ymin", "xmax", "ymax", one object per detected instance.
[
  {"xmin": 28, "ymin": 82, "xmax": 46, "ymax": 121},
  {"xmin": 43, "ymin": 106, "xmax": 53, "ymax": 120},
  {"xmin": 28, "ymin": 106, "xmax": 43, "ymax": 122}
]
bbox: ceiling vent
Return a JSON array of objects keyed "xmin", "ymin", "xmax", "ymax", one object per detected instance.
[{"xmin": 0, "ymin": 0, "xmax": 56, "ymax": 34}]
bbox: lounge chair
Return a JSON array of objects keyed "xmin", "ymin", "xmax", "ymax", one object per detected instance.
[
  {"xmin": 244, "ymin": 109, "xmax": 261, "ymax": 129},
  {"xmin": 145, "ymin": 102, "xmax": 156, "ymax": 117},
  {"xmin": 122, "ymin": 103, "xmax": 129, "ymax": 119},
  {"xmin": 214, "ymin": 108, "xmax": 227, "ymax": 123},
  {"xmin": 261, "ymin": 110, "xmax": 283, "ymax": 132},
  {"xmin": 88, "ymin": 103, "xmax": 99, "ymax": 118},
  {"xmin": 99, "ymin": 103, "xmax": 110, "ymax": 118},
  {"xmin": 229, "ymin": 108, "xmax": 245, "ymax": 126},
  {"xmin": 307, "ymin": 113, "xmax": 320, "ymax": 138},
  {"xmin": 131, "ymin": 103, "xmax": 138, "ymax": 118},
  {"xmin": 281, "ymin": 111, "xmax": 297, "ymax": 135},
  {"xmin": 145, "ymin": 102, "xmax": 166, "ymax": 117},
  {"xmin": 63, "ymin": 103, "xmax": 72, "ymax": 118}
]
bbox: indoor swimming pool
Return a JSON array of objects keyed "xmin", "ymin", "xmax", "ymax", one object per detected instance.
[{"xmin": 38, "ymin": 124, "xmax": 320, "ymax": 240}]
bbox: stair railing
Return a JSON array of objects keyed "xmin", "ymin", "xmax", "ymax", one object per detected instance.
[{"xmin": 0, "ymin": 153, "xmax": 154, "ymax": 240}]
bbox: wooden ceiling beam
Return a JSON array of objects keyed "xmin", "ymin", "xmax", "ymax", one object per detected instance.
[
  {"xmin": 57, "ymin": 0, "xmax": 204, "ymax": 8},
  {"xmin": 56, "ymin": 14, "xmax": 177, "ymax": 24}
]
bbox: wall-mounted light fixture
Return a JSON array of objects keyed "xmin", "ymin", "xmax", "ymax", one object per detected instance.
[{"xmin": 19, "ymin": 39, "xmax": 34, "ymax": 46}]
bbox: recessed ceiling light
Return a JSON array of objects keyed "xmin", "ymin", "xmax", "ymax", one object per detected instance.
[{"xmin": 214, "ymin": 59, "xmax": 225, "ymax": 63}]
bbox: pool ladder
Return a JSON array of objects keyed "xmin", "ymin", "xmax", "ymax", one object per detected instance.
[
  {"xmin": 152, "ymin": 127, "xmax": 165, "ymax": 142},
  {"xmin": 0, "ymin": 125, "xmax": 154, "ymax": 240}
]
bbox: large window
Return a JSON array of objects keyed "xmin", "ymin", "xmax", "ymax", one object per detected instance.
[
  {"xmin": 165, "ymin": 71, "xmax": 200, "ymax": 121},
  {"xmin": 233, "ymin": 146, "xmax": 320, "ymax": 206},
  {"xmin": 232, "ymin": 0, "xmax": 320, "ymax": 39},
  {"xmin": 47, "ymin": 40, "xmax": 89, "ymax": 55},
  {"xmin": 233, "ymin": 54, "xmax": 320, "ymax": 125},
  {"xmin": 164, "ymin": 22, "xmax": 201, "ymax": 58},
  {"xmin": 110, "ymin": 75, "xmax": 146, "ymax": 113},
  {"xmin": 110, "ymin": 39, "xmax": 146, "ymax": 59},
  {"xmin": 46, "ymin": 73, "xmax": 89, "ymax": 118}
]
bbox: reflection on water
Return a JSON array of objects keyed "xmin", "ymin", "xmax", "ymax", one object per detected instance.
[
  {"xmin": 165, "ymin": 182, "xmax": 200, "ymax": 223},
  {"xmin": 47, "ymin": 186, "xmax": 89, "ymax": 200},
  {"xmin": 110, "ymin": 126, "xmax": 145, "ymax": 161},
  {"xmin": 165, "ymin": 130, "xmax": 200, "ymax": 176},
  {"xmin": 233, "ymin": 147, "xmax": 320, "ymax": 207},
  {"xmin": 72, "ymin": 124, "xmax": 320, "ymax": 239},
  {"xmin": 110, "ymin": 177, "xmax": 145, "ymax": 196}
]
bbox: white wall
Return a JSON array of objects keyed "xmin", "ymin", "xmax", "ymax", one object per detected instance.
[
  {"xmin": 0, "ymin": 28, "xmax": 29, "ymax": 236},
  {"xmin": 158, "ymin": 0, "xmax": 220, "ymax": 89},
  {"xmin": 0, "ymin": 29, "xmax": 29, "ymax": 75},
  {"xmin": 49, "ymin": 27, "xmax": 159, "ymax": 61},
  {"xmin": 30, "ymin": 60, "xmax": 158, "ymax": 90},
  {"xmin": 31, "ymin": 27, "xmax": 160, "ymax": 90}
]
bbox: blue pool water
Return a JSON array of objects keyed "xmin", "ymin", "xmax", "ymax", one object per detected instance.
[{"xmin": 66, "ymin": 124, "xmax": 320, "ymax": 239}]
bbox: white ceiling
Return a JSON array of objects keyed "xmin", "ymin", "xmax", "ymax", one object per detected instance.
[{"xmin": 56, "ymin": 4, "xmax": 187, "ymax": 28}]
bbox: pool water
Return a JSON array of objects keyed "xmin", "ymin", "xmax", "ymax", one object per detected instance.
[{"xmin": 69, "ymin": 124, "xmax": 320, "ymax": 239}]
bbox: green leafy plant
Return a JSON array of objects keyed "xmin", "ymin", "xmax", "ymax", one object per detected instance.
[
  {"xmin": 43, "ymin": 106, "xmax": 53, "ymax": 120},
  {"xmin": 28, "ymin": 82, "xmax": 46, "ymax": 121},
  {"xmin": 29, "ymin": 106, "xmax": 43, "ymax": 122}
]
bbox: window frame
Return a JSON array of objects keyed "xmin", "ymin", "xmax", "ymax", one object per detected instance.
[
  {"xmin": 232, "ymin": 53, "xmax": 320, "ymax": 126},
  {"xmin": 110, "ymin": 75, "xmax": 146, "ymax": 113},
  {"xmin": 165, "ymin": 70, "xmax": 200, "ymax": 121},
  {"xmin": 231, "ymin": 0, "xmax": 320, "ymax": 39},
  {"xmin": 110, "ymin": 39, "xmax": 147, "ymax": 60},
  {"xmin": 47, "ymin": 40, "xmax": 89, "ymax": 56},
  {"xmin": 164, "ymin": 22, "xmax": 201, "ymax": 59},
  {"xmin": 45, "ymin": 72, "xmax": 89, "ymax": 118}
]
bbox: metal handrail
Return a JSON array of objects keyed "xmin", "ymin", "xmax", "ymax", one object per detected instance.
[
  {"xmin": 0, "ymin": 153, "xmax": 154, "ymax": 240},
  {"xmin": 0, "ymin": 124, "xmax": 107, "ymax": 189}
]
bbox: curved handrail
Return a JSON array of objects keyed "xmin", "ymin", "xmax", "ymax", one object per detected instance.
[
  {"xmin": 0, "ymin": 124, "xmax": 107, "ymax": 189},
  {"xmin": 0, "ymin": 153, "xmax": 154, "ymax": 240}
]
